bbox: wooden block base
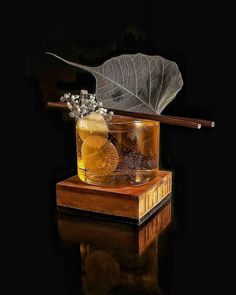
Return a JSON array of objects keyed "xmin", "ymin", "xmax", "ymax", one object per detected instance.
[{"xmin": 56, "ymin": 170, "xmax": 172, "ymax": 224}]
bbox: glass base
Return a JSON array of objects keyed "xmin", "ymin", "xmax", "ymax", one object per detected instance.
[{"xmin": 78, "ymin": 168, "xmax": 159, "ymax": 187}]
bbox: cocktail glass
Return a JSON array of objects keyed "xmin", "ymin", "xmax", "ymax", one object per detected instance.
[{"xmin": 76, "ymin": 113, "xmax": 160, "ymax": 186}]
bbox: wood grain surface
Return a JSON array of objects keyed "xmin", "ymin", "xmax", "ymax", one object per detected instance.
[{"xmin": 56, "ymin": 170, "xmax": 172, "ymax": 220}]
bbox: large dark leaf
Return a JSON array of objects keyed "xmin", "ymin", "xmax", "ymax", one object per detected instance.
[{"xmin": 47, "ymin": 52, "xmax": 183, "ymax": 114}]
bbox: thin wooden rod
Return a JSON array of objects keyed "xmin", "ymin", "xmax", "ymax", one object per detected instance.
[{"xmin": 46, "ymin": 101, "xmax": 215, "ymax": 130}]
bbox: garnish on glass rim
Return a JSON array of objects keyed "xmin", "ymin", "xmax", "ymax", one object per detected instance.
[{"xmin": 60, "ymin": 89, "xmax": 114, "ymax": 120}]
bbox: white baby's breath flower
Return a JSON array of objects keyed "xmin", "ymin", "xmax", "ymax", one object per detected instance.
[
  {"xmin": 67, "ymin": 102, "xmax": 72, "ymax": 110},
  {"xmin": 69, "ymin": 112, "xmax": 75, "ymax": 118},
  {"xmin": 64, "ymin": 93, "xmax": 70, "ymax": 99},
  {"xmin": 62, "ymin": 90, "xmax": 114, "ymax": 120}
]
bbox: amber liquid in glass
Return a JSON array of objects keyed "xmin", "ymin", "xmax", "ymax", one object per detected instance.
[{"xmin": 76, "ymin": 115, "xmax": 160, "ymax": 186}]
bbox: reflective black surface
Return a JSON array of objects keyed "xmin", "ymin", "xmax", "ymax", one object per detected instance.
[{"xmin": 56, "ymin": 200, "xmax": 172, "ymax": 295}]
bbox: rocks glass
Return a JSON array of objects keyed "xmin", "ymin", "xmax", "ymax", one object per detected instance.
[{"xmin": 76, "ymin": 113, "xmax": 160, "ymax": 186}]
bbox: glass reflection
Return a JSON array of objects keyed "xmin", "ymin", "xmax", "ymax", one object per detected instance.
[{"xmin": 57, "ymin": 199, "xmax": 172, "ymax": 295}]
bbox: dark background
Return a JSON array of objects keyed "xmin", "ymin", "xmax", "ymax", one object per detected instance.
[{"xmin": 23, "ymin": 1, "xmax": 231, "ymax": 294}]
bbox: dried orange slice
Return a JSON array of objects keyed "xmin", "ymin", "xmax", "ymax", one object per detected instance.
[
  {"xmin": 82, "ymin": 135, "xmax": 119, "ymax": 176},
  {"xmin": 77, "ymin": 112, "xmax": 109, "ymax": 142}
]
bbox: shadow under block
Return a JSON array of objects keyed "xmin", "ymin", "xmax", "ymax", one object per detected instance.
[{"xmin": 56, "ymin": 170, "xmax": 172, "ymax": 223}]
